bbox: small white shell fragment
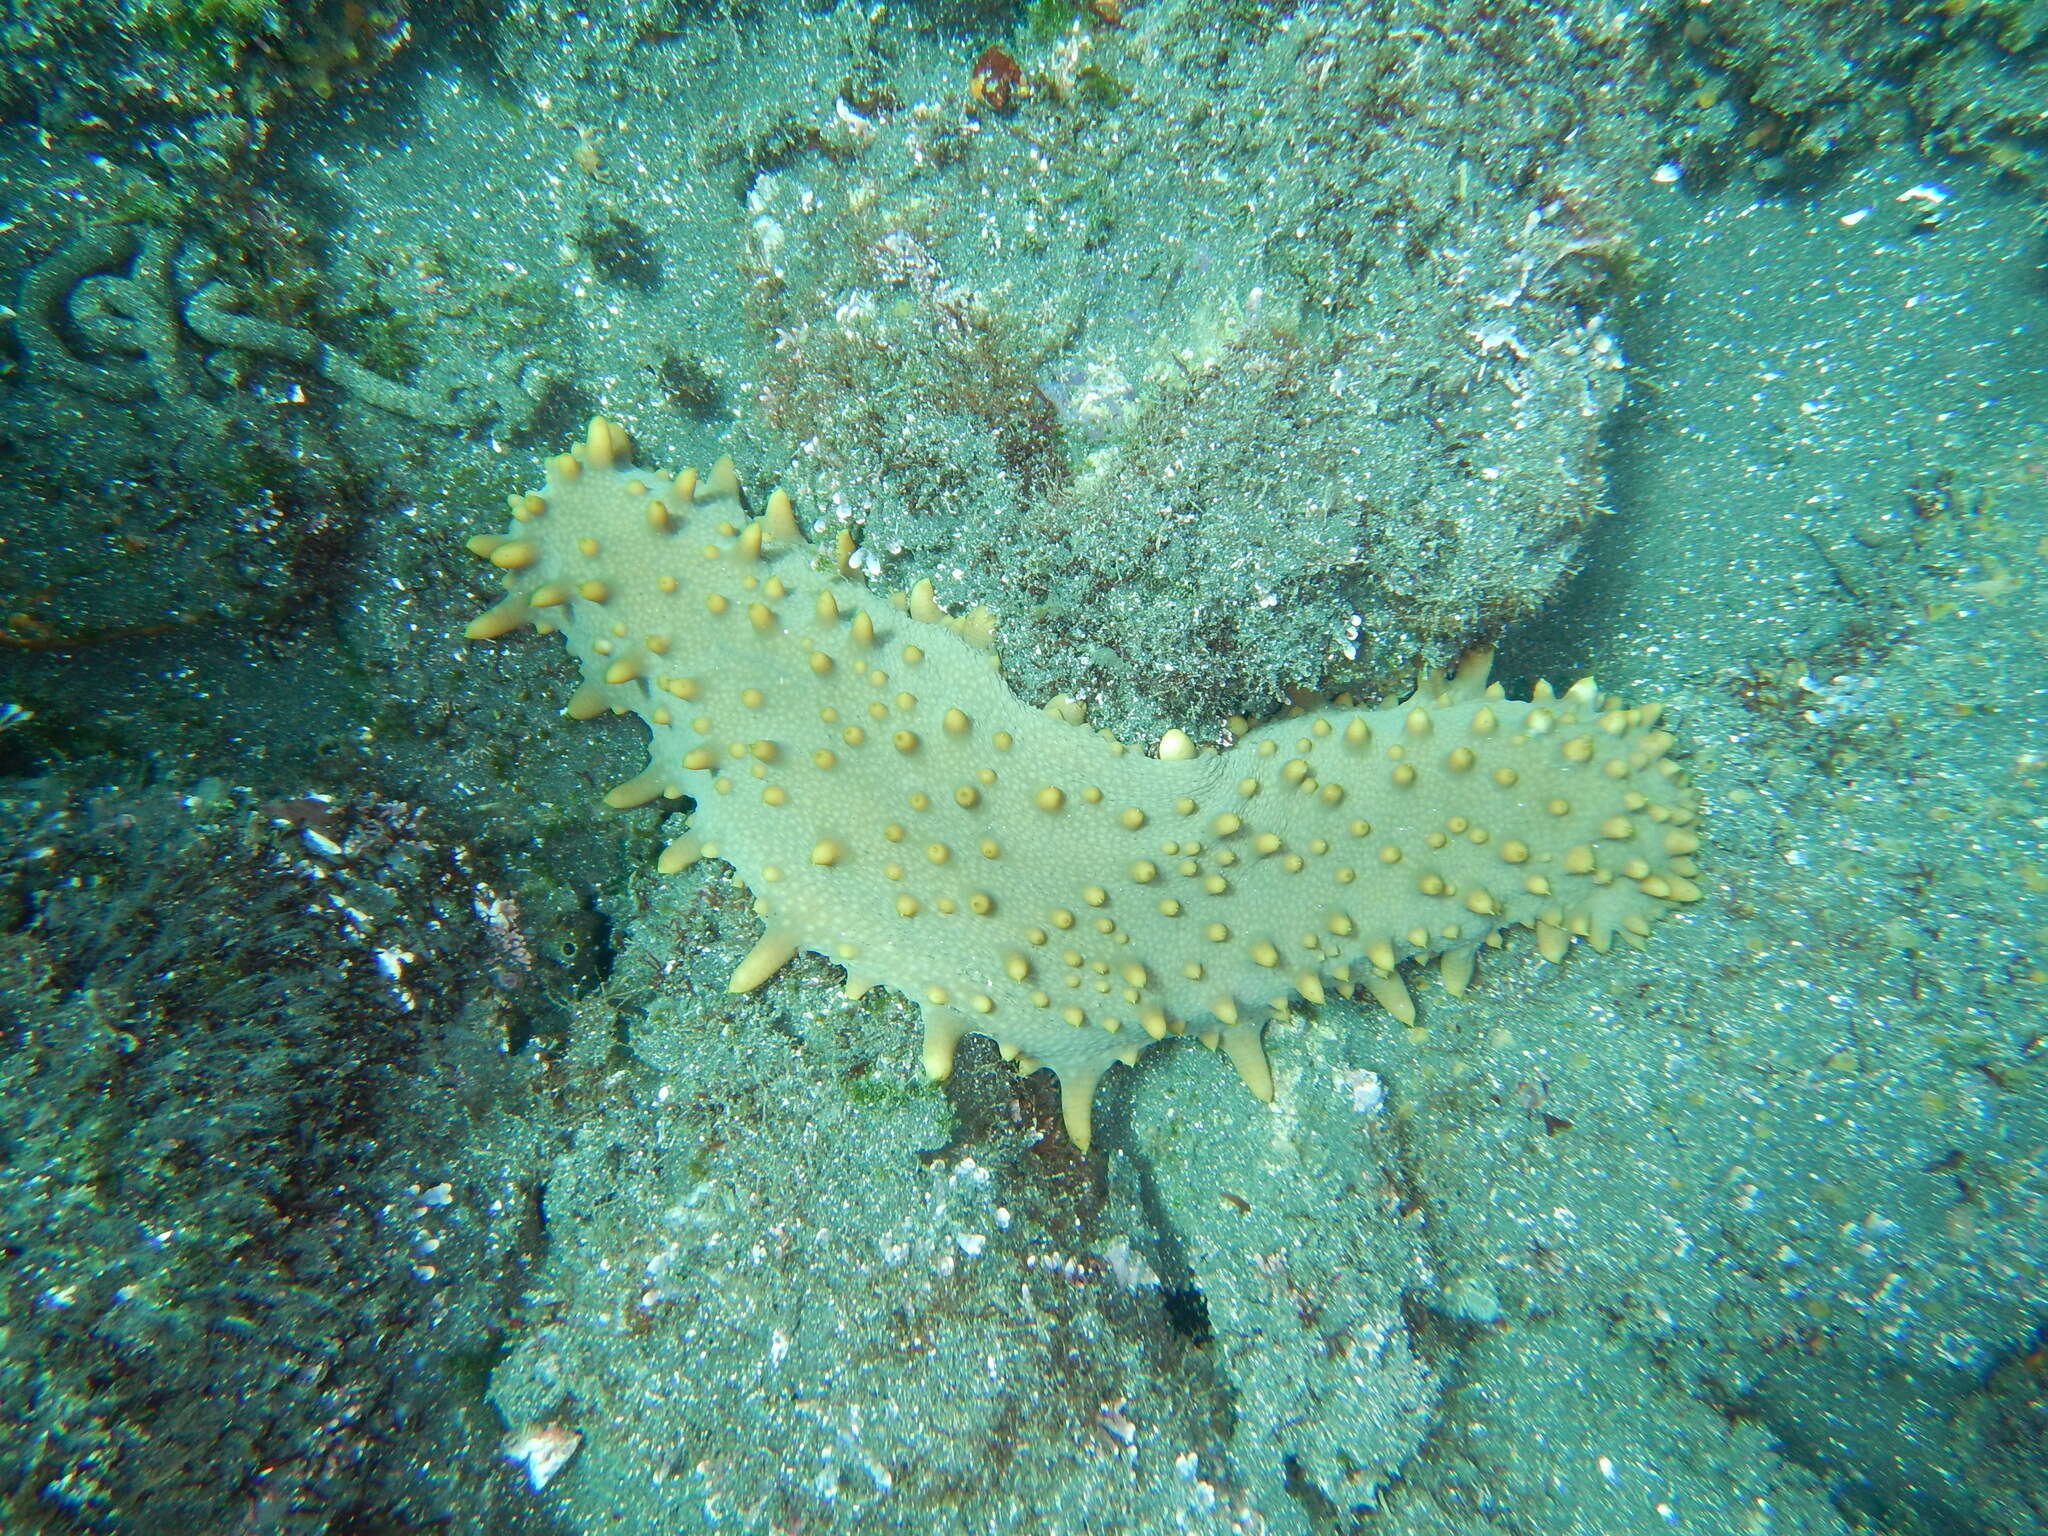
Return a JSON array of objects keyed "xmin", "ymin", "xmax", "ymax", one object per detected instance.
[
  {"xmin": 1335, "ymin": 1066, "xmax": 1387, "ymax": 1116},
  {"xmin": 502, "ymin": 1421, "xmax": 582, "ymax": 1491}
]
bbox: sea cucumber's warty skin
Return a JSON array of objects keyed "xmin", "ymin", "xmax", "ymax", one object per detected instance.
[{"xmin": 464, "ymin": 418, "xmax": 1703, "ymax": 1149}]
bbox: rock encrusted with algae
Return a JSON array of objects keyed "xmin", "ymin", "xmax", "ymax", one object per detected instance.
[{"xmin": 465, "ymin": 419, "xmax": 1701, "ymax": 1148}]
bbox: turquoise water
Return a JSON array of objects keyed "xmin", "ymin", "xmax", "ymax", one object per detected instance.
[{"xmin": 1, "ymin": 1, "xmax": 2043, "ymax": 1532}]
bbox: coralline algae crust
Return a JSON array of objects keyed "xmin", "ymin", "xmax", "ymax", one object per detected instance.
[{"xmin": 465, "ymin": 418, "xmax": 1702, "ymax": 1149}]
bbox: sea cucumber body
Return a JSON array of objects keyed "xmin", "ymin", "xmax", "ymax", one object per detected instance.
[{"xmin": 467, "ymin": 420, "xmax": 1701, "ymax": 1147}]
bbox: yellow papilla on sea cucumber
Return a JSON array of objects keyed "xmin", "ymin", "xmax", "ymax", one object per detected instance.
[{"xmin": 464, "ymin": 418, "xmax": 1702, "ymax": 1150}]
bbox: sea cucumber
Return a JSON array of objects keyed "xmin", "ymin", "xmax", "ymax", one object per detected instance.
[{"xmin": 464, "ymin": 418, "xmax": 1701, "ymax": 1149}]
